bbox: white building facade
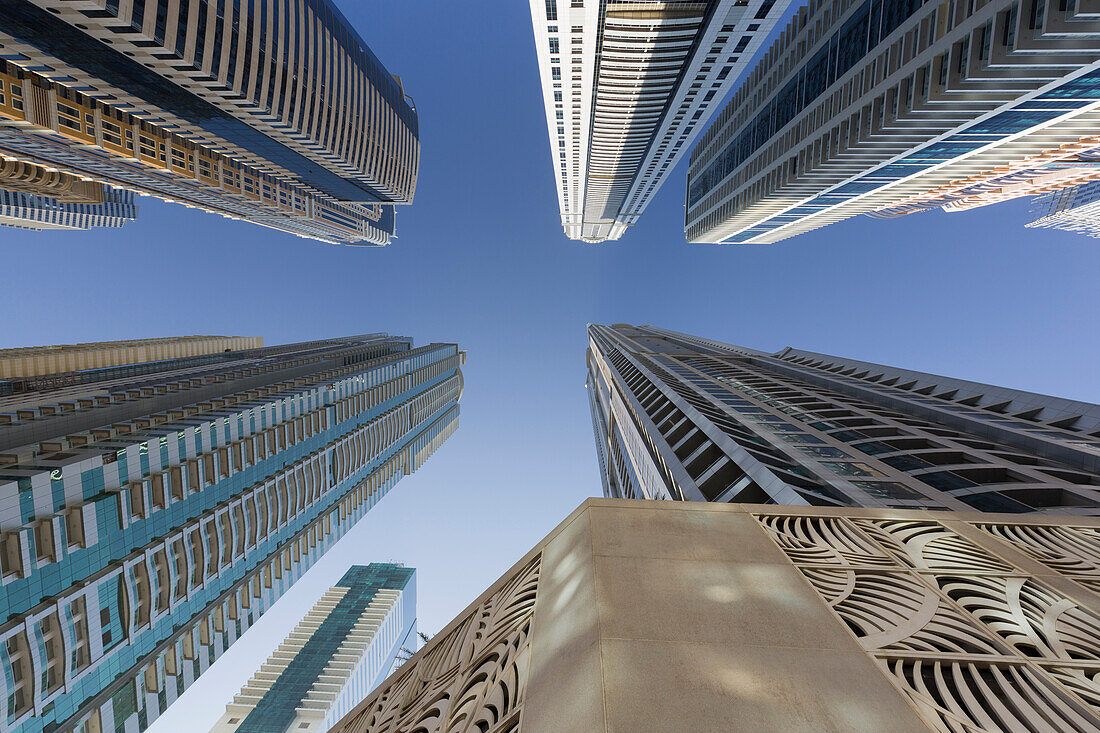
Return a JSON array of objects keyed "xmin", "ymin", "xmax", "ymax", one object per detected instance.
[{"xmin": 530, "ymin": 0, "xmax": 790, "ymax": 243}]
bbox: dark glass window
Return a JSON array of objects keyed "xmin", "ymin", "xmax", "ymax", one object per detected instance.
[
  {"xmin": 882, "ymin": 455, "xmax": 932, "ymax": 472},
  {"xmin": 959, "ymin": 492, "xmax": 1032, "ymax": 513},
  {"xmin": 920, "ymin": 471, "xmax": 977, "ymax": 491}
]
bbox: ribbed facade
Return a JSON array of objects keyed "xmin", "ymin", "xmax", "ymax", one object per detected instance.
[
  {"xmin": 531, "ymin": 0, "xmax": 789, "ymax": 243},
  {"xmin": 686, "ymin": 0, "xmax": 1100, "ymax": 244},
  {"xmin": 0, "ymin": 337, "xmax": 263, "ymax": 382},
  {"xmin": 0, "ymin": 0, "xmax": 419, "ymax": 245},
  {"xmin": 210, "ymin": 564, "xmax": 416, "ymax": 733},
  {"xmin": 587, "ymin": 323, "xmax": 1100, "ymax": 512},
  {"xmin": 0, "ymin": 334, "xmax": 462, "ymax": 733}
]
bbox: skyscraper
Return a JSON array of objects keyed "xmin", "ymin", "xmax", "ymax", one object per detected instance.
[
  {"xmin": 587, "ymin": 323, "xmax": 1100, "ymax": 512},
  {"xmin": 327, "ymin": 498, "xmax": 1100, "ymax": 733},
  {"xmin": 0, "ymin": 1, "xmax": 419, "ymax": 245},
  {"xmin": 530, "ymin": 0, "xmax": 790, "ymax": 243},
  {"xmin": 0, "ymin": 334, "xmax": 462, "ymax": 733},
  {"xmin": 211, "ymin": 564, "xmax": 417, "ymax": 733},
  {"xmin": 1027, "ymin": 180, "xmax": 1100, "ymax": 238},
  {"xmin": 685, "ymin": 0, "xmax": 1100, "ymax": 245}
]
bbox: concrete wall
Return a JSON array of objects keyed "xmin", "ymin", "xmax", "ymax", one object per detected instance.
[{"xmin": 332, "ymin": 498, "xmax": 1100, "ymax": 732}]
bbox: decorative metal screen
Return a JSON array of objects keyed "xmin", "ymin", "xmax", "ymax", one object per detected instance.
[
  {"xmin": 330, "ymin": 556, "xmax": 540, "ymax": 733},
  {"xmin": 757, "ymin": 514, "xmax": 1100, "ymax": 732}
]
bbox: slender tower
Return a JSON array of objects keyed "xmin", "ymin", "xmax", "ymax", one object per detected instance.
[
  {"xmin": 0, "ymin": 1, "xmax": 419, "ymax": 245},
  {"xmin": 530, "ymin": 0, "xmax": 791, "ymax": 243},
  {"xmin": 0, "ymin": 334, "xmax": 462, "ymax": 733},
  {"xmin": 210, "ymin": 564, "xmax": 417, "ymax": 733},
  {"xmin": 587, "ymin": 323, "xmax": 1099, "ymax": 511}
]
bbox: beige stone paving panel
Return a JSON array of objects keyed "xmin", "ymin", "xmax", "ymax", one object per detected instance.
[
  {"xmin": 593, "ymin": 553, "xmax": 857, "ymax": 650},
  {"xmin": 600, "ymin": 638, "xmax": 932, "ymax": 733},
  {"xmin": 588, "ymin": 503, "xmax": 786, "ymax": 563},
  {"xmin": 522, "ymin": 509, "xmax": 606, "ymax": 733}
]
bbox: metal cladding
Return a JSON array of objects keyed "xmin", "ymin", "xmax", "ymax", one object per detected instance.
[{"xmin": 587, "ymin": 324, "xmax": 1100, "ymax": 511}]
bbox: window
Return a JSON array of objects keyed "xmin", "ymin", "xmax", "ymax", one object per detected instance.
[
  {"xmin": 851, "ymin": 481, "xmax": 925, "ymax": 500},
  {"xmin": 5, "ymin": 632, "xmax": 32, "ymax": 719},
  {"xmin": 821, "ymin": 462, "xmax": 881, "ymax": 478}
]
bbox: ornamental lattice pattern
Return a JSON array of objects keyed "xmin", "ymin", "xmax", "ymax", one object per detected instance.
[
  {"xmin": 757, "ymin": 513, "xmax": 1100, "ymax": 732},
  {"xmin": 329, "ymin": 556, "xmax": 540, "ymax": 733}
]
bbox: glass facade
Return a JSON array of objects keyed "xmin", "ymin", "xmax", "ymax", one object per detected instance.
[
  {"xmin": 0, "ymin": 335, "xmax": 462, "ymax": 733},
  {"xmin": 685, "ymin": 0, "xmax": 1100, "ymax": 245},
  {"xmin": 0, "ymin": 1, "xmax": 418, "ymax": 244},
  {"xmin": 212, "ymin": 564, "xmax": 416, "ymax": 733},
  {"xmin": 0, "ymin": 1, "xmax": 416, "ymax": 203},
  {"xmin": 588, "ymin": 324, "xmax": 1100, "ymax": 512}
]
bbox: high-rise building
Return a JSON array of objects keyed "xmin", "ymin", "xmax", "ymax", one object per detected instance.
[
  {"xmin": 0, "ymin": 334, "xmax": 463, "ymax": 733},
  {"xmin": 587, "ymin": 323, "xmax": 1100, "ymax": 512},
  {"xmin": 327, "ymin": 498, "xmax": 1100, "ymax": 733},
  {"xmin": 1027, "ymin": 179, "xmax": 1100, "ymax": 237},
  {"xmin": 530, "ymin": 0, "xmax": 790, "ymax": 243},
  {"xmin": 211, "ymin": 564, "xmax": 417, "ymax": 733},
  {"xmin": 0, "ymin": 1, "xmax": 419, "ymax": 245},
  {"xmin": 685, "ymin": 0, "xmax": 1100, "ymax": 245}
]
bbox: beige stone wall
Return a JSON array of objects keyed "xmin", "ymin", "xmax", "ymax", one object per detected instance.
[
  {"xmin": 0, "ymin": 336, "xmax": 262, "ymax": 379},
  {"xmin": 331, "ymin": 499, "xmax": 1100, "ymax": 732}
]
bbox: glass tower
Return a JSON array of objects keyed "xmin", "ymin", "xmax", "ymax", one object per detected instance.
[
  {"xmin": 0, "ymin": 334, "xmax": 462, "ymax": 733},
  {"xmin": 685, "ymin": 0, "xmax": 1100, "ymax": 245},
  {"xmin": 0, "ymin": 1, "xmax": 419, "ymax": 245},
  {"xmin": 587, "ymin": 324, "xmax": 1100, "ymax": 512},
  {"xmin": 211, "ymin": 564, "xmax": 416, "ymax": 733}
]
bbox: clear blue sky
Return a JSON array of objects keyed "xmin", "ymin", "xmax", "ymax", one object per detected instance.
[{"xmin": 0, "ymin": 2, "xmax": 1096, "ymax": 730}]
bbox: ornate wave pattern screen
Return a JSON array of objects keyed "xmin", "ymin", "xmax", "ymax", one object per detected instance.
[
  {"xmin": 759, "ymin": 513, "xmax": 1100, "ymax": 732},
  {"xmin": 329, "ymin": 556, "xmax": 540, "ymax": 733}
]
